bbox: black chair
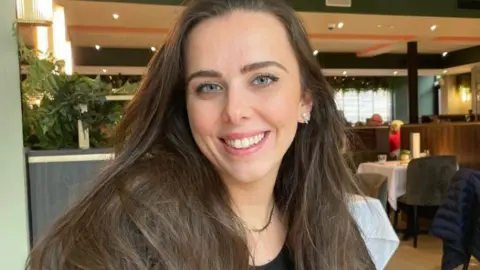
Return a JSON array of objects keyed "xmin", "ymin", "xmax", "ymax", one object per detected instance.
[{"xmin": 394, "ymin": 155, "xmax": 458, "ymax": 248}]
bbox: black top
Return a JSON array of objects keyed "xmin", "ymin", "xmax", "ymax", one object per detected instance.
[{"xmin": 252, "ymin": 246, "xmax": 294, "ymax": 270}]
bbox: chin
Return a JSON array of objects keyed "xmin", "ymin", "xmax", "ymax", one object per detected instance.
[
  {"xmin": 215, "ymin": 131, "xmax": 279, "ymax": 182},
  {"xmin": 226, "ymin": 163, "xmax": 276, "ymax": 184},
  {"xmin": 214, "ymin": 151, "xmax": 282, "ymax": 187}
]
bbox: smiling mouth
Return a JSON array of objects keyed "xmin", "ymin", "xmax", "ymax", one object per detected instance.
[{"xmin": 221, "ymin": 132, "xmax": 268, "ymax": 150}]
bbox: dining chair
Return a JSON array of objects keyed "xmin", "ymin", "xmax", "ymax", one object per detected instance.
[
  {"xmin": 394, "ymin": 155, "xmax": 458, "ymax": 248},
  {"xmin": 355, "ymin": 172, "xmax": 388, "ymax": 211}
]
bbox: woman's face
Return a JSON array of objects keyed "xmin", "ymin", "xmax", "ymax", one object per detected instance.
[{"xmin": 185, "ymin": 10, "xmax": 311, "ymax": 185}]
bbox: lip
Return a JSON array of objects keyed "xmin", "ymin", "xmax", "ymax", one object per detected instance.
[{"xmin": 220, "ymin": 131, "xmax": 270, "ymax": 157}]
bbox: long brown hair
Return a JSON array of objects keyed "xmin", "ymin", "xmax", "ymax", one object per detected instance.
[{"xmin": 27, "ymin": 0, "xmax": 374, "ymax": 269}]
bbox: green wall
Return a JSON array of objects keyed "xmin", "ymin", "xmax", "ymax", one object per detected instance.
[
  {"xmin": 392, "ymin": 77, "xmax": 409, "ymax": 122},
  {"xmin": 0, "ymin": 0, "xmax": 30, "ymax": 267},
  {"xmin": 418, "ymin": 76, "xmax": 436, "ymax": 117},
  {"xmin": 392, "ymin": 76, "xmax": 435, "ymax": 123}
]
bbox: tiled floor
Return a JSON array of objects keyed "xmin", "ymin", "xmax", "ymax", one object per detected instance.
[{"xmin": 386, "ymin": 234, "xmax": 479, "ymax": 270}]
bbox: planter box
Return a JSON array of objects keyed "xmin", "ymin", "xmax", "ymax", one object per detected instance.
[{"xmin": 26, "ymin": 148, "xmax": 113, "ymax": 243}]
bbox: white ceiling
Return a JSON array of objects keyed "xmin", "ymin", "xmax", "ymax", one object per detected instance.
[
  {"xmin": 17, "ymin": 0, "xmax": 480, "ymax": 76},
  {"xmin": 40, "ymin": 0, "xmax": 480, "ymax": 56}
]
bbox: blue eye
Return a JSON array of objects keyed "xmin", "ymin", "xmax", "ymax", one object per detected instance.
[
  {"xmin": 196, "ymin": 83, "xmax": 223, "ymax": 93},
  {"xmin": 252, "ymin": 74, "xmax": 279, "ymax": 86}
]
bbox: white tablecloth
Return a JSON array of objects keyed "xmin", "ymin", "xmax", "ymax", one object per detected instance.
[
  {"xmin": 349, "ymin": 195, "xmax": 399, "ymax": 270},
  {"xmin": 357, "ymin": 161, "xmax": 407, "ymax": 210}
]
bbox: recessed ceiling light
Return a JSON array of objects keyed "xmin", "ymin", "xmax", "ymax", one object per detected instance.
[
  {"xmin": 102, "ymin": 69, "xmax": 107, "ymax": 73},
  {"xmin": 430, "ymin": 25, "xmax": 437, "ymax": 31},
  {"xmin": 112, "ymin": 13, "xmax": 119, "ymax": 20},
  {"xmin": 377, "ymin": 24, "xmax": 382, "ymax": 28},
  {"xmin": 337, "ymin": 22, "xmax": 344, "ymax": 29},
  {"xmin": 95, "ymin": 45, "xmax": 100, "ymax": 50},
  {"xmin": 443, "ymin": 69, "xmax": 448, "ymax": 74},
  {"xmin": 393, "ymin": 71, "xmax": 398, "ymax": 75},
  {"xmin": 313, "ymin": 50, "xmax": 319, "ymax": 56},
  {"xmin": 151, "ymin": 46, "xmax": 156, "ymax": 52},
  {"xmin": 388, "ymin": 25, "xmax": 395, "ymax": 29},
  {"xmin": 442, "ymin": 52, "xmax": 448, "ymax": 57},
  {"xmin": 342, "ymin": 71, "xmax": 347, "ymax": 76}
]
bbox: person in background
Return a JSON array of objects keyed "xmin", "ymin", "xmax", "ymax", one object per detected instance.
[
  {"xmin": 467, "ymin": 109, "xmax": 475, "ymax": 122},
  {"xmin": 431, "ymin": 115, "xmax": 441, "ymax": 123},
  {"xmin": 367, "ymin": 114, "xmax": 383, "ymax": 126},
  {"xmin": 389, "ymin": 120, "xmax": 404, "ymax": 159}
]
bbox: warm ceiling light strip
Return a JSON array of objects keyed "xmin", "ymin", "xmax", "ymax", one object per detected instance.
[
  {"xmin": 356, "ymin": 43, "xmax": 396, "ymax": 57},
  {"xmin": 16, "ymin": 0, "xmax": 53, "ymax": 25},
  {"xmin": 69, "ymin": 25, "xmax": 170, "ymax": 34},
  {"xmin": 433, "ymin": 36, "xmax": 480, "ymax": 42},
  {"xmin": 308, "ymin": 33, "xmax": 416, "ymax": 41}
]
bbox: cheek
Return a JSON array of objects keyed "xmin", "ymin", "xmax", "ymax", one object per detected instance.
[
  {"xmin": 262, "ymin": 90, "xmax": 302, "ymax": 126},
  {"xmin": 186, "ymin": 101, "xmax": 217, "ymax": 138}
]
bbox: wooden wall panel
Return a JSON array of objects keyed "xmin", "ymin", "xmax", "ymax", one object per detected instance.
[{"xmin": 401, "ymin": 123, "xmax": 480, "ymax": 170}]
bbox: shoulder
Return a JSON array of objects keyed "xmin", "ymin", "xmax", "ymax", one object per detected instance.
[{"xmin": 348, "ymin": 195, "xmax": 399, "ymax": 270}]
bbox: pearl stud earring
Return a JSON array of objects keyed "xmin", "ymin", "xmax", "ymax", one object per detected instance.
[{"xmin": 302, "ymin": 112, "xmax": 310, "ymax": 124}]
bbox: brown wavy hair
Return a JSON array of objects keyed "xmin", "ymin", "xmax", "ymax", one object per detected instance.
[{"xmin": 27, "ymin": 0, "xmax": 375, "ymax": 269}]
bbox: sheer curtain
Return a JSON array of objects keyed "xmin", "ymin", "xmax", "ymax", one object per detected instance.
[{"xmin": 334, "ymin": 89, "xmax": 392, "ymax": 123}]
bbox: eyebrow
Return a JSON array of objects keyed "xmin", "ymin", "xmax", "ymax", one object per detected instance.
[
  {"xmin": 186, "ymin": 61, "xmax": 288, "ymax": 84},
  {"xmin": 240, "ymin": 61, "xmax": 288, "ymax": 74}
]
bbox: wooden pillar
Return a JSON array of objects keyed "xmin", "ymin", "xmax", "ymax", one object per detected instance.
[{"xmin": 407, "ymin": 42, "xmax": 419, "ymax": 123}]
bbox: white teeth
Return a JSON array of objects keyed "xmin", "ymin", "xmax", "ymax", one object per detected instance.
[{"xmin": 225, "ymin": 133, "xmax": 265, "ymax": 149}]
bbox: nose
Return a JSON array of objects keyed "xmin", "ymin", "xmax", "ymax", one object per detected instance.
[{"xmin": 221, "ymin": 86, "xmax": 252, "ymax": 124}]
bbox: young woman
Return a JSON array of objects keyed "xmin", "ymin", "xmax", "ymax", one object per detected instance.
[{"xmin": 27, "ymin": 0, "xmax": 383, "ymax": 269}]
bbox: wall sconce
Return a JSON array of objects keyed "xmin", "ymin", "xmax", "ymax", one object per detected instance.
[
  {"xmin": 52, "ymin": 5, "xmax": 66, "ymax": 60},
  {"xmin": 64, "ymin": 41, "xmax": 73, "ymax": 75},
  {"xmin": 35, "ymin": 26, "xmax": 49, "ymax": 59},
  {"xmin": 16, "ymin": 0, "xmax": 54, "ymax": 25},
  {"xmin": 459, "ymin": 87, "xmax": 471, "ymax": 103},
  {"xmin": 52, "ymin": 5, "xmax": 73, "ymax": 75}
]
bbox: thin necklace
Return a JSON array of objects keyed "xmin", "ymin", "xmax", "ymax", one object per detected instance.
[
  {"xmin": 246, "ymin": 203, "xmax": 275, "ymax": 266},
  {"xmin": 243, "ymin": 203, "xmax": 275, "ymax": 233}
]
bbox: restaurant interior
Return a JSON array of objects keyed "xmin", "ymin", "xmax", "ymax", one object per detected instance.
[{"xmin": 2, "ymin": 0, "xmax": 480, "ymax": 269}]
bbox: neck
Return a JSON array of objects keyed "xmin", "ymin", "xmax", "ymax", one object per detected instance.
[{"xmin": 225, "ymin": 173, "xmax": 278, "ymax": 230}]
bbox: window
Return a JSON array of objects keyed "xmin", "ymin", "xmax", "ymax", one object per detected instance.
[{"xmin": 334, "ymin": 89, "xmax": 392, "ymax": 123}]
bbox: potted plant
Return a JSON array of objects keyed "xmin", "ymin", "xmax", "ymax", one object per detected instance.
[
  {"xmin": 16, "ymin": 28, "xmax": 140, "ymax": 242},
  {"xmin": 400, "ymin": 149, "xmax": 411, "ymax": 164},
  {"xmin": 17, "ymin": 32, "xmax": 137, "ymax": 149}
]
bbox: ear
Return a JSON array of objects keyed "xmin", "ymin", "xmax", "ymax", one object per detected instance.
[{"xmin": 298, "ymin": 92, "xmax": 313, "ymax": 123}]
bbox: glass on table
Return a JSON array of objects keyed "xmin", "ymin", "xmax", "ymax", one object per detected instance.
[{"xmin": 377, "ymin": 154, "xmax": 387, "ymax": 164}]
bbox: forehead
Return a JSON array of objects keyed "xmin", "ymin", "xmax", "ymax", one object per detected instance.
[{"xmin": 184, "ymin": 10, "xmax": 298, "ymax": 74}]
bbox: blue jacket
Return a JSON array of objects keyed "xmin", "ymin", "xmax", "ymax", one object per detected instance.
[{"xmin": 430, "ymin": 169, "xmax": 480, "ymax": 270}]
